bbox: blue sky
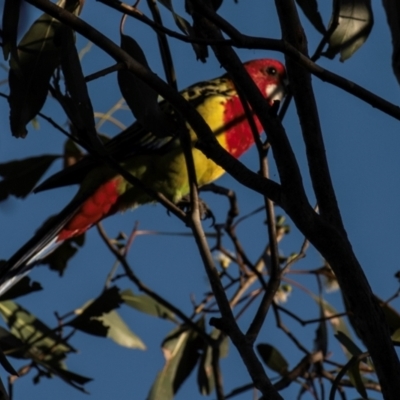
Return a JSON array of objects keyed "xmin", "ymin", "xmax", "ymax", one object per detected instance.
[{"xmin": 0, "ymin": 1, "xmax": 399, "ymax": 399}]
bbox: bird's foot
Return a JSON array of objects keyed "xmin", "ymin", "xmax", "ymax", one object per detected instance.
[{"xmin": 176, "ymin": 195, "xmax": 216, "ymax": 224}]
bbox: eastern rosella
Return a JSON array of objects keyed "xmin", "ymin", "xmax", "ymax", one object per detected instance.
[{"xmin": 1, "ymin": 59, "xmax": 287, "ymax": 294}]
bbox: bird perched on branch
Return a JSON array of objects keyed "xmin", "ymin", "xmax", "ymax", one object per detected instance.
[{"xmin": 1, "ymin": 59, "xmax": 287, "ymax": 295}]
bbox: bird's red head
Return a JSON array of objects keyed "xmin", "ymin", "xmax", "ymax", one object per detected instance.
[{"xmin": 243, "ymin": 59, "xmax": 287, "ymax": 104}]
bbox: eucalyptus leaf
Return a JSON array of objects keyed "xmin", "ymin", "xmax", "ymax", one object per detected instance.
[
  {"xmin": 326, "ymin": 0, "xmax": 373, "ymax": 61},
  {"xmin": 0, "ymin": 300, "xmax": 74, "ymax": 363},
  {"xmin": 8, "ymin": 0, "xmax": 84, "ymax": 137},
  {"xmin": 257, "ymin": 343, "xmax": 289, "ymax": 375},
  {"xmin": 118, "ymin": 34, "xmax": 176, "ymax": 137},
  {"xmin": 121, "ymin": 289, "xmax": 177, "ymax": 322},
  {"xmin": 335, "ymin": 331, "xmax": 368, "ymax": 399},
  {"xmin": 40, "ymin": 234, "xmax": 85, "ymax": 276},
  {"xmin": 295, "ymin": 0, "xmax": 326, "ymax": 33},
  {"xmin": 0, "ymin": 155, "xmax": 60, "ymax": 201},
  {"xmin": 147, "ymin": 323, "xmax": 204, "ymax": 400},
  {"xmin": 158, "ymin": 0, "xmax": 208, "ymax": 61},
  {"xmin": 382, "ymin": 0, "xmax": 400, "ymax": 85},
  {"xmin": 2, "ymin": 0, "xmax": 21, "ymax": 61},
  {"xmin": 97, "ymin": 310, "xmax": 146, "ymax": 349},
  {"xmin": 68, "ymin": 287, "xmax": 123, "ymax": 336},
  {"xmin": 197, "ymin": 329, "xmax": 228, "ymax": 395}
]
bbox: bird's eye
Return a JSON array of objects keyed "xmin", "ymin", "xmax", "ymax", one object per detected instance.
[{"xmin": 266, "ymin": 67, "xmax": 277, "ymax": 75}]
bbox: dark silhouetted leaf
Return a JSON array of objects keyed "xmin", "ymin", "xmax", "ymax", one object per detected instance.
[
  {"xmin": 97, "ymin": 310, "xmax": 146, "ymax": 349},
  {"xmin": 312, "ymin": 295, "xmax": 351, "ymax": 337},
  {"xmin": 59, "ymin": 26, "xmax": 101, "ymax": 151},
  {"xmin": 335, "ymin": 331, "xmax": 363, "ymax": 357},
  {"xmin": 326, "ymin": 0, "xmax": 373, "ymax": 61},
  {"xmin": 0, "ymin": 276, "xmax": 42, "ymax": 301},
  {"xmin": 0, "ymin": 327, "xmax": 19, "ymax": 375},
  {"xmin": 382, "ymin": 0, "xmax": 400, "ymax": 85},
  {"xmin": 63, "ymin": 137, "xmax": 84, "ymax": 169},
  {"xmin": 40, "ymin": 234, "xmax": 85, "ymax": 276},
  {"xmin": 121, "ymin": 289, "xmax": 177, "ymax": 322},
  {"xmin": 147, "ymin": 323, "xmax": 204, "ymax": 400},
  {"xmin": 68, "ymin": 287, "xmax": 123, "ymax": 336},
  {"xmin": 314, "ymin": 311, "xmax": 328, "ymax": 356},
  {"xmin": 0, "ymin": 155, "xmax": 59, "ymax": 201},
  {"xmin": 8, "ymin": 0, "xmax": 84, "ymax": 137},
  {"xmin": 197, "ymin": 329, "xmax": 228, "ymax": 395},
  {"xmin": 335, "ymin": 331, "xmax": 368, "ymax": 398},
  {"xmin": 0, "ymin": 326, "xmax": 25, "ymax": 359},
  {"xmin": 48, "ymin": 364, "xmax": 92, "ymax": 389},
  {"xmin": 158, "ymin": 0, "xmax": 208, "ymax": 61},
  {"xmin": 118, "ymin": 34, "xmax": 176, "ymax": 137},
  {"xmin": 296, "ymin": 0, "xmax": 326, "ymax": 33},
  {"xmin": 257, "ymin": 343, "xmax": 289, "ymax": 375},
  {"xmin": 0, "ymin": 378, "xmax": 9, "ymax": 400},
  {"xmin": 2, "ymin": 0, "xmax": 21, "ymax": 61},
  {"xmin": 32, "ymin": 358, "xmax": 92, "ymax": 392}
]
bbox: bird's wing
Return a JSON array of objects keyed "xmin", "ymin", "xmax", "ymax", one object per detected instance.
[
  {"xmin": 34, "ymin": 75, "xmax": 233, "ymax": 193},
  {"xmin": 35, "ymin": 117, "xmax": 179, "ymax": 193}
]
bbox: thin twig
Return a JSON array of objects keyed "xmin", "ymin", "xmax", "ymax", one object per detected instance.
[{"xmin": 96, "ymin": 222, "xmax": 214, "ymax": 344}]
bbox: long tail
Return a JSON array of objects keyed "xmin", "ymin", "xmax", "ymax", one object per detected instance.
[{"xmin": 0, "ymin": 197, "xmax": 87, "ymax": 295}]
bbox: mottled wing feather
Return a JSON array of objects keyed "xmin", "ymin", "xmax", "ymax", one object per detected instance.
[{"xmin": 35, "ymin": 76, "xmax": 232, "ymax": 193}]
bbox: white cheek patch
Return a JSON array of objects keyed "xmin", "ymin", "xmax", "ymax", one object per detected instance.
[{"xmin": 266, "ymin": 84, "xmax": 285, "ymax": 102}]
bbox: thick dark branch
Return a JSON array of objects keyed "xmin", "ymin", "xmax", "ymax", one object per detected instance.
[
  {"xmin": 273, "ymin": 3, "xmax": 400, "ymax": 399},
  {"xmin": 190, "ymin": 2, "xmax": 400, "ymax": 399},
  {"xmin": 275, "ymin": 0, "xmax": 345, "ymax": 232}
]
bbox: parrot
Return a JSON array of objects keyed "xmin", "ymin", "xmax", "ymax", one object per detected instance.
[{"xmin": 0, "ymin": 58, "xmax": 287, "ymax": 295}]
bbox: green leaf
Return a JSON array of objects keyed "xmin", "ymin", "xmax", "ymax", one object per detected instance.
[
  {"xmin": 257, "ymin": 343, "xmax": 289, "ymax": 375},
  {"xmin": 0, "ymin": 155, "xmax": 60, "ymax": 201},
  {"xmin": 68, "ymin": 287, "xmax": 123, "ymax": 336},
  {"xmin": 0, "ymin": 300, "xmax": 74, "ymax": 363},
  {"xmin": 0, "ymin": 302, "xmax": 89, "ymax": 392},
  {"xmin": 121, "ymin": 289, "xmax": 177, "ymax": 322},
  {"xmin": 147, "ymin": 323, "xmax": 204, "ymax": 400},
  {"xmin": 8, "ymin": 0, "xmax": 83, "ymax": 137},
  {"xmin": 97, "ymin": 310, "xmax": 146, "ymax": 350},
  {"xmin": 295, "ymin": 0, "xmax": 326, "ymax": 34},
  {"xmin": 326, "ymin": 0, "xmax": 373, "ymax": 61},
  {"xmin": 197, "ymin": 329, "xmax": 228, "ymax": 395}
]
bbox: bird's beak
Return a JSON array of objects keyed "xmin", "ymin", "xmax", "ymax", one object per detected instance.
[{"xmin": 266, "ymin": 83, "xmax": 287, "ymax": 103}]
